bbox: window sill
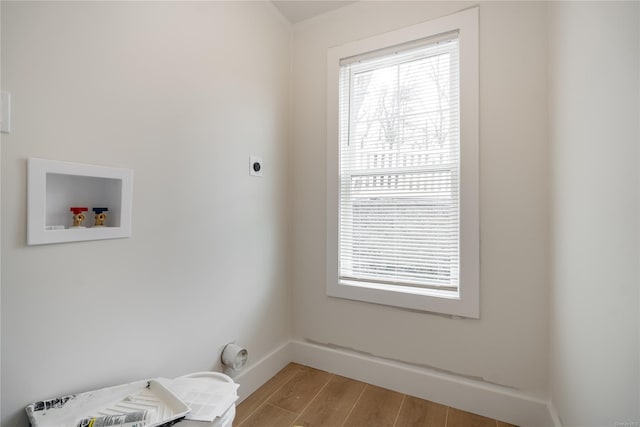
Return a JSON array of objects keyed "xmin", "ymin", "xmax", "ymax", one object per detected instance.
[{"xmin": 327, "ymin": 279, "xmax": 479, "ymax": 319}]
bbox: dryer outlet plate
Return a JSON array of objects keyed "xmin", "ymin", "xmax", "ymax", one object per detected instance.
[{"xmin": 250, "ymin": 156, "xmax": 263, "ymax": 177}]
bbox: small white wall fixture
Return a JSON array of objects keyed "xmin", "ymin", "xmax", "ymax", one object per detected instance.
[{"xmin": 27, "ymin": 158, "xmax": 133, "ymax": 245}]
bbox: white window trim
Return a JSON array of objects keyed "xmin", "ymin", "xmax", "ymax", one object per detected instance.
[{"xmin": 326, "ymin": 8, "xmax": 479, "ymax": 318}]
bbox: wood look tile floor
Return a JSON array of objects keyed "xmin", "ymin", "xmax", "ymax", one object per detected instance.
[{"xmin": 234, "ymin": 363, "xmax": 518, "ymax": 427}]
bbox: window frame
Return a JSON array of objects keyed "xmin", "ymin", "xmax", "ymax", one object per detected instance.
[{"xmin": 326, "ymin": 8, "xmax": 479, "ymax": 318}]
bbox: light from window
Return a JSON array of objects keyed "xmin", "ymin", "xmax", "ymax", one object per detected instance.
[
  {"xmin": 339, "ymin": 34, "xmax": 460, "ymax": 295},
  {"xmin": 326, "ymin": 8, "xmax": 479, "ymax": 317}
]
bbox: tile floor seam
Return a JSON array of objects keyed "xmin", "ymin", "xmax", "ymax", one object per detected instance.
[
  {"xmin": 339, "ymin": 383, "xmax": 367, "ymax": 427},
  {"xmin": 266, "ymin": 402, "xmax": 299, "ymax": 416},
  {"xmin": 444, "ymin": 406, "xmax": 449, "ymax": 427},
  {"xmin": 391, "ymin": 393, "xmax": 407, "ymax": 427},
  {"xmin": 237, "ymin": 399, "xmax": 271, "ymax": 427},
  {"xmin": 289, "ymin": 373, "xmax": 334, "ymax": 427},
  {"xmin": 235, "ymin": 392, "xmax": 273, "ymax": 426},
  {"xmin": 236, "ymin": 365, "xmax": 301, "ymax": 426}
]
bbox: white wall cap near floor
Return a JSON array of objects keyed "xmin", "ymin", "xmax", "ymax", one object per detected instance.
[{"xmin": 233, "ymin": 341, "xmax": 292, "ymax": 402}]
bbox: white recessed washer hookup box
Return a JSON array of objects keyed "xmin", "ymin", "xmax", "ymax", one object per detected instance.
[{"xmin": 27, "ymin": 158, "xmax": 133, "ymax": 245}]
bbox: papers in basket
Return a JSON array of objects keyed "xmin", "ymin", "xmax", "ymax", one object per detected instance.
[{"xmin": 165, "ymin": 377, "xmax": 239, "ymax": 422}]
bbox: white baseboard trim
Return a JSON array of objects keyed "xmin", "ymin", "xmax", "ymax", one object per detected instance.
[
  {"xmin": 233, "ymin": 341, "xmax": 292, "ymax": 402},
  {"xmin": 291, "ymin": 340, "xmax": 554, "ymax": 427},
  {"xmin": 231, "ymin": 339, "xmax": 557, "ymax": 427},
  {"xmin": 547, "ymin": 401, "xmax": 563, "ymax": 427}
]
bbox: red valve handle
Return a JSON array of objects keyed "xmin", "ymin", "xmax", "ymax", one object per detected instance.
[{"xmin": 70, "ymin": 207, "xmax": 88, "ymax": 215}]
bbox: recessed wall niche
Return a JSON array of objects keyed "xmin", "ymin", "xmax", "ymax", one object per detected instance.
[{"xmin": 28, "ymin": 158, "xmax": 133, "ymax": 245}]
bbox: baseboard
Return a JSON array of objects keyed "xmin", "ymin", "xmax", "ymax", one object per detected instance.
[
  {"xmin": 231, "ymin": 339, "xmax": 557, "ymax": 427},
  {"xmin": 547, "ymin": 401, "xmax": 563, "ymax": 427},
  {"xmin": 290, "ymin": 340, "xmax": 555, "ymax": 427},
  {"xmin": 233, "ymin": 341, "xmax": 292, "ymax": 402}
]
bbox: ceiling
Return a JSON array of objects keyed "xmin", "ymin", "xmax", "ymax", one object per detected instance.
[{"xmin": 271, "ymin": 1, "xmax": 356, "ymax": 24}]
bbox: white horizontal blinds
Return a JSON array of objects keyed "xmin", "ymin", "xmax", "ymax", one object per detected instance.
[{"xmin": 339, "ymin": 34, "xmax": 460, "ymax": 291}]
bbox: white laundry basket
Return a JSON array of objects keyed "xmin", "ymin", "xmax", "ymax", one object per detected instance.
[{"xmin": 178, "ymin": 372, "xmax": 237, "ymax": 427}]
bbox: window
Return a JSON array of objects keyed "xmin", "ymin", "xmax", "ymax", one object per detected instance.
[{"xmin": 326, "ymin": 8, "xmax": 479, "ymax": 318}]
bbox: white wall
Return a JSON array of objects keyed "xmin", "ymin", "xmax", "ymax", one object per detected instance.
[
  {"xmin": 291, "ymin": 1, "xmax": 550, "ymax": 398},
  {"xmin": 549, "ymin": 2, "xmax": 640, "ymax": 426},
  {"xmin": 4, "ymin": 2, "xmax": 639, "ymax": 425},
  {"xmin": 0, "ymin": 2, "xmax": 291, "ymax": 426},
  {"xmin": 1, "ymin": 3, "xmax": 3, "ymax": 422}
]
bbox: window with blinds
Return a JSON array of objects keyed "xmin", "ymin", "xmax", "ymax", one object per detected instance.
[
  {"xmin": 338, "ymin": 34, "xmax": 460, "ymax": 294},
  {"xmin": 327, "ymin": 8, "xmax": 478, "ymax": 317}
]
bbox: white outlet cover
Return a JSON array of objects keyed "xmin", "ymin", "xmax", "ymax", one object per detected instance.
[{"xmin": 250, "ymin": 156, "xmax": 263, "ymax": 177}]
